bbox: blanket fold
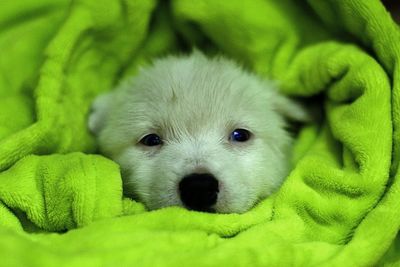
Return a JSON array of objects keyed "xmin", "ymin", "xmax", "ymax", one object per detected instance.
[
  {"xmin": 1, "ymin": 0, "xmax": 400, "ymax": 266},
  {"xmin": 0, "ymin": 153, "xmax": 123, "ymax": 232}
]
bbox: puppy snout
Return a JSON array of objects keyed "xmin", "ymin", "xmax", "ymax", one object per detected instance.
[{"xmin": 179, "ymin": 173, "xmax": 219, "ymax": 212}]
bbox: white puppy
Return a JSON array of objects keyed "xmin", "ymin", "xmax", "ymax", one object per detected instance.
[{"xmin": 88, "ymin": 51, "xmax": 307, "ymax": 213}]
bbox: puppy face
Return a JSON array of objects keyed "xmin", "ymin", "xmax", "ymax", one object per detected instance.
[{"xmin": 89, "ymin": 52, "xmax": 306, "ymax": 213}]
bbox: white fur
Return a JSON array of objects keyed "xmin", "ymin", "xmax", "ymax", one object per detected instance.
[{"xmin": 88, "ymin": 51, "xmax": 307, "ymax": 213}]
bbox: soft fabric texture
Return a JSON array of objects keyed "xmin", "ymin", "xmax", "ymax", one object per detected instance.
[{"xmin": 0, "ymin": 0, "xmax": 399, "ymax": 266}]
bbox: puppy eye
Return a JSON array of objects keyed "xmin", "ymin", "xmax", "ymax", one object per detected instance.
[
  {"xmin": 140, "ymin": 134, "xmax": 162, "ymax": 146},
  {"xmin": 230, "ymin": 129, "xmax": 251, "ymax": 142}
]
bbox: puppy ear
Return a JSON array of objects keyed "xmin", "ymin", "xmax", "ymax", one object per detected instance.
[
  {"xmin": 273, "ymin": 93, "xmax": 311, "ymax": 122},
  {"xmin": 88, "ymin": 93, "xmax": 112, "ymax": 135}
]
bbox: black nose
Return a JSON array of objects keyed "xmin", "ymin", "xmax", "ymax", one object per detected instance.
[{"xmin": 179, "ymin": 173, "xmax": 219, "ymax": 211}]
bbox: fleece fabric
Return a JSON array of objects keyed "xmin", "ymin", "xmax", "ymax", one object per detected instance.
[{"xmin": 0, "ymin": 0, "xmax": 400, "ymax": 266}]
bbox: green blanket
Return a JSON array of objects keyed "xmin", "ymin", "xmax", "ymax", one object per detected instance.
[{"xmin": 1, "ymin": 0, "xmax": 400, "ymax": 266}]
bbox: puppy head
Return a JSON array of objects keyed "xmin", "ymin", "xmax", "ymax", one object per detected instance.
[{"xmin": 89, "ymin": 52, "xmax": 306, "ymax": 213}]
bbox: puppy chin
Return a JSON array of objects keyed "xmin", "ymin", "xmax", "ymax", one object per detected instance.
[{"xmin": 213, "ymin": 199, "xmax": 256, "ymax": 214}]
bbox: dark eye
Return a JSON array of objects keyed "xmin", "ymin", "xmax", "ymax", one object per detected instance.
[
  {"xmin": 140, "ymin": 134, "xmax": 162, "ymax": 146},
  {"xmin": 230, "ymin": 129, "xmax": 251, "ymax": 142}
]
